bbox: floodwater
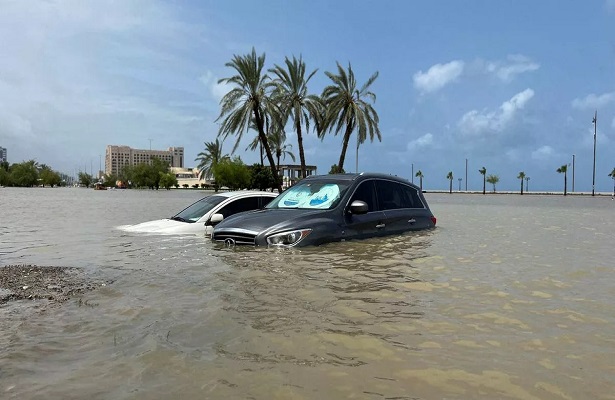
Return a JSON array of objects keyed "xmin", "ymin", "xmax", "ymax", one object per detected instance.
[{"xmin": 1, "ymin": 187, "xmax": 614, "ymax": 399}]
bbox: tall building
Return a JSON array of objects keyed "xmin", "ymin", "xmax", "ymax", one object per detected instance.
[
  {"xmin": 105, "ymin": 145, "xmax": 184, "ymax": 176},
  {"xmin": 0, "ymin": 146, "xmax": 6, "ymax": 163}
]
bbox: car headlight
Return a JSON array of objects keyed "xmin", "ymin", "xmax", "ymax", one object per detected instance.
[{"xmin": 266, "ymin": 229, "xmax": 312, "ymax": 247}]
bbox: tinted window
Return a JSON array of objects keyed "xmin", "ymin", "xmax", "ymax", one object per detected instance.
[
  {"xmin": 375, "ymin": 180, "xmax": 424, "ymax": 210},
  {"xmin": 349, "ymin": 181, "xmax": 377, "ymax": 212},
  {"xmin": 217, "ymin": 197, "xmax": 260, "ymax": 218}
]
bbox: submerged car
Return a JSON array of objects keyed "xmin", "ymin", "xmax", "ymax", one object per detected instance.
[
  {"xmin": 212, "ymin": 173, "xmax": 436, "ymax": 247},
  {"xmin": 118, "ymin": 190, "xmax": 277, "ymax": 235}
]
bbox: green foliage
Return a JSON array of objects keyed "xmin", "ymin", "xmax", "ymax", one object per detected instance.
[
  {"xmin": 159, "ymin": 172, "xmax": 178, "ymax": 190},
  {"xmin": 195, "ymin": 139, "xmax": 229, "ymax": 180},
  {"xmin": 78, "ymin": 171, "xmax": 93, "ymax": 187},
  {"xmin": 9, "ymin": 161, "xmax": 39, "ymax": 187},
  {"xmin": 328, "ymin": 164, "xmax": 345, "ymax": 174},
  {"xmin": 321, "ymin": 62, "xmax": 380, "ymax": 173},
  {"xmin": 39, "ymin": 167, "xmax": 62, "ymax": 187},
  {"xmin": 486, "ymin": 174, "xmax": 499, "ymax": 193},
  {"xmin": 123, "ymin": 157, "xmax": 170, "ymax": 189},
  {"xmin": 213, "ymin": 157, "xmax": 251, "ymax": 190},
  {"xmin": 103, "ymin": 174, "xmax": 118, "ymax": 188},
  {"xmin": 182, "ymin": 184, "xmax": 189, "ymax": 188},
  {"xmin": 0, "ymin": 167, "xmax": 12, "ymax": 186},
  {"xmin": 249, "ymin": 163, "xmax": 277, "ymax": 190}
]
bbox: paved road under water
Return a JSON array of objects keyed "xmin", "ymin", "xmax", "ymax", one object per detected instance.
[{"xmin": 1, "ymin": 188, "xmax": 614, "ymax": 399}]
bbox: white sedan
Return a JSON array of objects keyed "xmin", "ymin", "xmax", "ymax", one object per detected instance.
[{"xmin": 118, "ymin": 190, "xmax": 277, "ymax": 235}]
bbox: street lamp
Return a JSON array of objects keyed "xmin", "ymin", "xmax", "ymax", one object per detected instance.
[
  {"xmin": 525, "ymin": 176, "xmax": 530, "ymax": 192},
  {"xmin": 458, "ymin": 178, "xmax": 462, "ymax": 191},
  {"xmin": 592, "ymin": 111, "xmax": 597, "ymax": 196},
  {"xmin": 572, "ymin": 154, "xmax": 575, "ymax": 192}
]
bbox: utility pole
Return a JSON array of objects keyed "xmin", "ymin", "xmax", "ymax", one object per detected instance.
[
  {"xmin": 592, "ymin": 111, "xmax": 597, "ymax": 196},
  {"xmin": 411, "ymin": 163, "xmax": 414, "ymax": 184},
  {"xmin": 149, "ymin": 138, "xmax": 153, "ymax": 150},
  {"xmin": 458, "ymin": 178, "xmax": 462, "ymax": 191},
  {"xmin": 465, "ymin": 158, "xmax": 468, "ymax": 191},
  {"xmin": 572, "ymin": 154, "xmax": 575, "ymax": 192}
]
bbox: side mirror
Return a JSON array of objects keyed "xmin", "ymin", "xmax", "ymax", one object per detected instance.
[
  {"xmin": 206, "ymin": 213, "xmax": 224, "ymax": 226},
  {"xmin": 349, "ymin": 200, "xmax": 368, "ymax": 215}
]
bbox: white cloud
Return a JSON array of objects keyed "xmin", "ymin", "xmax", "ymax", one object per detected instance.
[
  {"xmin": 571, "ymin": 92, "xmax": 615, "ymax": 109},
  {"xmin": 458, "ymin": 89, "xmax": 535, "ymax": 135},
  {"xmin": 199, "ymin": 71, "xmax": 229, "ymax": 101},
  {"xmin": 407, "ymin": 133, "xmax": 434, "ymax": 151},
  {"xmin": 413, "ymin": 61, "xmax": 464, "ymax": 93},
  {"xmin": 531, "ymin": 145, "xmax": 554, "ymax": 161},
  {"xmin": 485, "ymin": 55, "xmax": 540, "ymax": 82}
]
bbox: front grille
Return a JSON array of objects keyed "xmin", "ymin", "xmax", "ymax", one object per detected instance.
[{"xmin": 212, "ymin": 230, "xmax": 257, "ymax": 245}]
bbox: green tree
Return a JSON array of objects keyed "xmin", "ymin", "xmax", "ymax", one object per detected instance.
[
  {"xmin": 216, "ymin": 48, "xmax": 283, "ymax": 193},
  {"xmin": 479, "ymin": 166, "xmax": 487, "ymax": 194},
  {"xmin": 103, "ymin": 173, "xmax": 118, "ymax": 188},
  {"xmin": 249, "ymin": 163, "xmax": 277, "ymax": 191},
  {"xmin": 321, "ymin": 62, "xmax": 380, "ymax": 173},
  {"xmin": 0, "ymin": 162, "xmax": 12, "ymax": 186},
  {"xmin": 195, "ymin": 139, "xmax": 229, "ymax": 181},
  {"xmin": 556, "ymin": 164, "xmax": 568, "ymax": 196},
  {"xmin": 608, "ymin": 167, "xmax": 615, "ymax": 197},
  {"xmin": 446, "ymin": 171, "xmax": 453, "ymax": 194},
  {"xmin": 39, "ymin": 165, "xmax": 61, "ymax": 187},
  {"xmin": 10, "ymin": 160, "xmax": 39, "ymax": 187},
  {"xmin": 270, "ymin": 55, "xmax": 322, "ymax": 179},
  {"xmin": 78, "ymin": 171, "xmax": 93, "ymax": 187},
  {"xmin": 486, "ymin": 174, "xmax": 499, "ymax": 193},
  {"xmin": 159, "ymin": 172, "xmax": 178, "ymax": 190},
  {"xmin": 415, "ymin": 170, "xmax": 424, "ymax": 191},
  {"xmin": 213, "ymin": 157, "xmax": 251, "ymax": 190},
  {"xmin": 517, "ymin": 171, "xmax": 526, "ymax": 195},
  {"xmin": 328, "ymin": 164, "xmax": 345, "ymax": 174}
]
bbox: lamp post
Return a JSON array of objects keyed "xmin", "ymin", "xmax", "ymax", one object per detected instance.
[
  {"xmin": 465, "ymin": 158, "xmax": 468, "ymax": 191},
  {"xmin": 458, "ymin": 178, "xmax": 462, "ymax": 191},
  {"xmin": 592, "ymin": 111, "xmax": 596, "ymax": 196},
  {"xmin": 411, "ymin": 163, "xmax": 414, "ymax": 184},
  {"xmin": 525, "ymin": 176, "xmax": 530, "ymax": 192},
  {"xmin": 572, "ymin": 154, "xmax": 575, "ymax": 192}
]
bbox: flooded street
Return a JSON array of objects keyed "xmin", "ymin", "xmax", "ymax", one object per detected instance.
[{"xmin": 1, "ymin": 188, "xmax": 614, "ymax": 399}]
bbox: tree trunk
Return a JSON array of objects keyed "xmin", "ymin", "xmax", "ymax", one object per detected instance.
[
  {"xmin": 296, "ymin": 120, "xmax": 307, "ymax": 179},
  {"xmin": 254, "ymin": 106, "xmax": 283, "ymax": 193},
  {"xmin": 337, "ymin": 122, "xmax": 354, "ymax": 173},
  {"xmin": 564, "ymin": 173, "xmax": 567, "ymax": 196},
  {"xmin": 482, "ymin": 177, "xmax": 486, "ymax": 195},
  {"xmin": 449, "ymin": 179, "xmax": 452, "ymax": 194},
  {"xmin": 520, "ymin": 179, "xmax": 524, "ymax": 195}
]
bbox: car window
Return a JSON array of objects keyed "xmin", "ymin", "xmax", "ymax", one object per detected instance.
[
  {"xmin": 349, "ymin": 181, "xmax": 377, "ymax": 212},
  {"xmin": 375, "ymin": 180, "xmax": 424, "ymax": 209},
  {"xmin": 268, "ymin": 181, "xmax": 348, "ymax": 210},
  {"xmin": 217, "ymin": 196, "xmax": 260, "ymax": 218},
  {"xmin": 173, "ymin": 195, "xmax": 226, "ymax": 222}
]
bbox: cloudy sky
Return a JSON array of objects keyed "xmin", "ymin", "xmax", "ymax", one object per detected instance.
[{"xmin": 1, "ymin": 0, "xmax": 614, "ymax": 192}]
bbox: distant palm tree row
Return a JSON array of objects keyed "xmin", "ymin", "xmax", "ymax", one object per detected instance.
[{"xmin": 198, "ymin": 48, "xmax": 381, "ymax": 193}]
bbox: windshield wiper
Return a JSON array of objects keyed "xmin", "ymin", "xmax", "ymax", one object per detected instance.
[{"xmin": 170, "ymin": 216, "xmax": 189, "ymax": 222}]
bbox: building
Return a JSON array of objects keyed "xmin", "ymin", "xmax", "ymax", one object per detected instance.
[
  {"xmin": 278, "ymin": 164, "xmax": 318, "ymax": 189},
  {"xmin": 105, "ymin": 145, "xmax": 184, "ymax": 176},
  {"xmin": 0, "ymin": 146, "xmax": 6, "ymax": 163}
]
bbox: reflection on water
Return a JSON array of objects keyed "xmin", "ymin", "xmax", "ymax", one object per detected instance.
[{"xmin": 1, "ymin": 188, "xmax": 614, "ymax": 399}]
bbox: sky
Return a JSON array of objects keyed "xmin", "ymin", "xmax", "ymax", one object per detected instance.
[{"xmin": 1, "ymin": 0, "xmax": 614, "ymax": 192}]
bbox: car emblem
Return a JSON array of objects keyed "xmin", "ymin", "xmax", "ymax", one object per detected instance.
[{"xmin": 224, "ymin": 238, "xmax": 236, "ymax": 247}]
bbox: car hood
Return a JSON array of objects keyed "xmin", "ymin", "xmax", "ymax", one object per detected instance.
[
  {"xmin": 217, "ymin": 208, "xmax": 324, "ymax": 233},
  {"xmin": 118, "ymin": 218, "xmax": 208, "ymax": 235}
]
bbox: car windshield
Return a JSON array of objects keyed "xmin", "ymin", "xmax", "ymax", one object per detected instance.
[
  {"xmin": 171, "ymin": 195, "xmax": 226, "ymax": 223},
  {"xmin": 266, "ymin": 181, "xmax": 349, "ymax": 210}
]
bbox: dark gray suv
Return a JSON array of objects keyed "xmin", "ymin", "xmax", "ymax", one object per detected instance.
[{"xmin": 212, "ymin": 173, "xmax": 436, "ymax": 247}]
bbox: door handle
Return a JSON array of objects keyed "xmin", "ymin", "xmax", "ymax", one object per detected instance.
[{"xmin": 376, "ymin": 223, "xmax": 386, "ymax": 229}]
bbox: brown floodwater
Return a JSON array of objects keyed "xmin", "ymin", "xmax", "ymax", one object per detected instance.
[{"xmin": 1, "ymin": 187, "xmax": 614, "ymax": 399}]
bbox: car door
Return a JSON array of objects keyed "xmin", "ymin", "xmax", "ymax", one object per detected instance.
[
  {"xmin": 375, "ymin": 180, "xmax": 430, "ymax": 235},
  {"xmin": 342, "ymin": 180, "xmax": 388, "ymax": 241}
]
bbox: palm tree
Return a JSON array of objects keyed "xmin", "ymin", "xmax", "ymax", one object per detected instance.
[
  {"xmin": 270, "ymin": 55, "xmax": 322, "ymax": 179},
  {"xmin": 609, "ymin": 168, "xmax": 615, "ymax": 197},
  {"xmin": 446, "ymin": 171, "xmax": 453, "ymax": 194},
  {"xmin": 479, "ymin": 167, "xmax": 487, "ymax": 194},
  {"xmin": 517, "ymin": 171, "xmax": 526, "ymax": 195},
  {"xmin": 321, "ymin": 62, "xmax": 380, "ymax": 173},
  {"xmin": 415, "ymin": 170, "xmax": 424, "ymax": 191},
  {"xmin": 556, "ymin": 164, "xmax": 568, "ymax": 196},
  {"xmin": 216, "ymin": 48, "xmax": 283, "ymax": 193},
  {"xmin": 268, "ymin": 128, "xmax": 296, "ymax": 170},
  {"xmin": 486, "ymin": 174, "xmax": 499, "ymax": 193},
  {"xmin": 195, "ymin": 139, "xmax": 229, "ymax": 181}
]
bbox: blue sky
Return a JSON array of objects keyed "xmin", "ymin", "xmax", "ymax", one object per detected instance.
[{"xmin": 1, "ymin": 0, "xmax": 614, "ymax": 192}]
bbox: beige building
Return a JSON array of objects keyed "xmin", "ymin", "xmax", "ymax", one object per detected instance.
[{"xmin": 105, "ymin": 145, "xmax": 184, "ymax": 176}]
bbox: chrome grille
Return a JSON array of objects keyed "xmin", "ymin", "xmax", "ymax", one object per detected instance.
[{"xmin": 212, "ymin": 230, "xmax": 257, "ymax": 245}]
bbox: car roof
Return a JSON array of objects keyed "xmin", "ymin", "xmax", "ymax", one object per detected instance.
[
  {"xmin": 303, "ymin": 172, "xmax": 417, "ymax": 187},
  {"xmin": 213, "ymin": 190, "xmax": 278, "ymax": 199}
]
